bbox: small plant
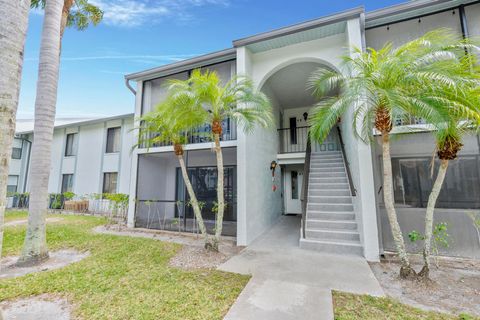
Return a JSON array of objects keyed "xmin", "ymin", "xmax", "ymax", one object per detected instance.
[
  {"xmin": 63, "ymin": 191, "xmax": 75, "ymax": 201},
  {"xmin": 409, "ymin": 222, "xmax": 451, "ymax": 268}
]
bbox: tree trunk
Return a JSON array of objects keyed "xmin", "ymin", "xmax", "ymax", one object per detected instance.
[
  {"xmin": 17, "ymin": 0, "xmax": 64, "ymax": 266},
  {"xmin": 382, "ymin": 133, "xmax": 415, "ymax": 279},
  {"xmin": 177, "ymin": 155, "xmax": 212, "ymax": 248},
  {"xmin": 60, "ymin": 0, "xmax": 74, "ymax": 38},
  {"xmin": 213, "ymin": 133, "xmax": 224, "ymax": 250},
  {"xmin": 419, "ymin": 159, "xmax": 449, "ymax": 279},
  {"xmin": 0, "ymin": 0, "xmax": 31, "ymax": 263}
]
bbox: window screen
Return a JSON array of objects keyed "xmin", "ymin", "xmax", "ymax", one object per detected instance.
[
  {"xmin": 103, "ymin": 172, "xmax": 118, "ymax": 194},
  {"xmin": 11, "ymin": 147, "xmax": 22, "ymax": 159},
  {"xmin": 106, "ymin": 127, "xmax": 121, "ymax": 153},
  {"xmin": 391, "ymin": 156, "xmax": 480, "ymax": 209},
  {"xmin": 7, "ymin": 175, "xmax": 18, "ymax": 194},
  {"xmin": 61, "ymin": 174, "xmax": 74, "ymax": 193},
  {"xmin": 65, "ymin": 133, "xmax": 78, "ymax": 156}
]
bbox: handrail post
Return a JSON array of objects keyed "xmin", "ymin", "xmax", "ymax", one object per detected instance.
[{"xmin": 300, "ymin": 132, "xmax": 311, "ymax": 239}]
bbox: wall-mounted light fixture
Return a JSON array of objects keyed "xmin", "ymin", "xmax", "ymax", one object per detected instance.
[{"xmin": 303, "ymin": 112, "xmax": 308, "ymax": 121}]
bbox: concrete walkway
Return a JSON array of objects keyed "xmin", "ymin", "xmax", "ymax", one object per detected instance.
[{"xmin": 218, "ymin": 216, "xmax": 384, "ymax": 320}]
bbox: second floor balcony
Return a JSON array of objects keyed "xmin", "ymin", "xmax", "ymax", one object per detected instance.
[{"xmin": 139, "ymin": 118, "xmax": 237, "ymax": 149}]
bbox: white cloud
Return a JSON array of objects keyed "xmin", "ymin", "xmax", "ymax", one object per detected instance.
[{"xmin": 90, "ymin": 0, "xmax": 229, "ymax": 27}]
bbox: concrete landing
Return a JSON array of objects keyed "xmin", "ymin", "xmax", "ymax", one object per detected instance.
[{"xmin": 219, "ymin": 215, "xmax": 383, "ymax": 320}]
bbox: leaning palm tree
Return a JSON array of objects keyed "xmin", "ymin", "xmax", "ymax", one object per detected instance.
[
  {"xmin": 307, "ymin": 30, "xmax": 472, "ymax": 279},
  {"xmin": 138, "ymin": 97, "xmax": 214, "ymax": 249},
  {"xmin": 18, "ymin": 0, "xmax": 102, "ymax": 266},
  {"xmin": 167, "ymin": 69, "xmax": 273, "ymax": 250},
  {"xmin": 0, "ymin": 0, "xmax": 31, "ymax": 261},
  {"xmin": 418, "ymin": 84, "xmax": 480, "ymax": 279}
]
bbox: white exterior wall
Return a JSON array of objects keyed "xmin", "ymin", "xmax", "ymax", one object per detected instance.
[
  {"xmin": 236, "ymin": 33, "xmax": 350, "ymax": 246},
  {"xmin": 466, "ymin": 3, "xmax": 480, "ymax": 36},
  {"xmin": 15, "ymin": 115, "xmax": 134, "ymax": 197}
]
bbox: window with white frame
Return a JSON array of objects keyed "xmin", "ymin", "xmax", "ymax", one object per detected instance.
[
  {"xmin": 106, "ymin": 127, "xmax": 121, "ymax": 153},
  {"xmin": 7, "ymin": 175, "xmax": 19, "ymax": 194},
  {"xmin": 61, "ymin": 174, "xmax": 74, "ymax": 193},
  {"xmin": 65, "ymin": 133, "xmax": 78, "ymax": 156},
  {"xmin": 103, "ymin": 172, "xmax": 118, "ymax": 194}
]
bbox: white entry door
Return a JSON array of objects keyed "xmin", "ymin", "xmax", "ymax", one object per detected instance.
[{"xmin": 285, "ymin": 165, "xmax": 304, "ymax": 214}]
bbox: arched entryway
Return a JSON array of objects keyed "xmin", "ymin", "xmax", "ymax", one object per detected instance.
[{"xmin": 260, "ymin": 60, "xmax": 341, "ymax": 215}]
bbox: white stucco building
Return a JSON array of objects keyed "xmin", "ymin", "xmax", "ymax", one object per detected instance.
[{"xmin": 10, "ymin": 0, "xmax": 480, "ymax": 261}]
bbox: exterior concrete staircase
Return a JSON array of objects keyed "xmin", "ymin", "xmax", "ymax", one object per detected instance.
[{"xmin": 299, "ymin": 151, "xmax": 363, "ymax": 256}]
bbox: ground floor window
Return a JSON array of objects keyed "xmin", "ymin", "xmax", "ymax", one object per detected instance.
[
  {"xmin": 391, "ymin": 155, "xmax": 480, "ymax": 209},
  {"xmin": 61, "ymin": 174, "xmax": 74, "ymax": 193},
  {"xmin": 7, "ymin": 175, "xmax": 19, "ymax": 194},
  {"xmin": 103, "ymin": 172, "xmax": 118, "ymax": 194}
]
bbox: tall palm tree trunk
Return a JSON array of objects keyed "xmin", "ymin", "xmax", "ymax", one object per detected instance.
[
  {"xmin": 0, "ymin": 0, "xmax": 31, "ymax": 262},
  {"xmin": 382, "ymin": 133, "xmax": 415, "ymax": 278},
  {"xmin": 419, "ymin": 159, "xmax": 449, "ymax": 279},
  {"xmin": 177, "ymin": 154, "xmax": 211, "ymax": 247},
  {"xmin": 17, "ymin": 0, "xmax": 63, "ymax": 266},
  {"xmin": 213, "ymin": 133, "xmax": 224, "ymax": 250}
]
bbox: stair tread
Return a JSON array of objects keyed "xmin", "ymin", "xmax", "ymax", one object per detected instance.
[
  {"xmin": 301, "ymin": 238, "xmax": 362, "ymax": 246},
  {"xmin": 306, "ymin": 228, "xmax": 359, "ymax": 234},
  {"xmin": 307, "ymin": 219, "xmax": 357, "ymax": 223}
]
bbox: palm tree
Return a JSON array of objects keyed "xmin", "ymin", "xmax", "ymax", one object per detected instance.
[
  {"xmin": 138, "ymin": 97, "xmax": 214, "ymax": 248},
  {"xmin": 167, "ymin": 69, "xmax": 273, "ymax": 250},
  {"xmin": 307, "ymin": 30, "xmax": 471, "ymax": 279},
  {"xmin": 418, "ymin": 84, "xmax": 480, "ymax": 279},
  {"xmin": 18, "ymin": 0, "xmax": 102, "ymax": 266},
  {"xmin": 0, "ymin": 0, "xmax": 31, "ymax": 260}
]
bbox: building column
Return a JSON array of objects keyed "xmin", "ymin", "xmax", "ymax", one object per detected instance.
[
  {"xmin": 127, "ymin": 81, "xmax": 144, "ymax": 228},
  {"xmin": 346, "ymin": 18, "xmax": 380, "ymax": 261}
]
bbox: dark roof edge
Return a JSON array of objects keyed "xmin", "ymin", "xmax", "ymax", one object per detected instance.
[
  {"xmin": 366, "ymin": 0, "xmax": 478, "ymax": 26},
  {"xmin": 232, "ymin": 6, "xmax": 365, "ymax": 48},
  {"xmin": 125, "ymin": 48, "xmax": 236, "ymax": 81}
]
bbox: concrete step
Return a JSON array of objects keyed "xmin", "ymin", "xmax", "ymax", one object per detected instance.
[
  {"xmin": 305, "ymin": 228, "xmax": 360, "ymax": 241},
  {"xmin": 309, "ymin": 177, "xmax": 348, "ymax": 184},
  {"xmin": 308, "ymin": 183, "xmax": 350, "ymax": 190},
  {"xmin": 311, "ymin": 167, "xmax": 345, "ymax": 173},
  {"xmin": 307, "ymin": 189, "xmax": 351, "ymax": 197},
  {"xmin": 307, "ymin": 195, "xmax": 352, "ymax": 204},
  {"xmin": 311, "ymin": 163, "xmax": 345, "ymax": 168},
  {"xmin": 310, "ymin": 156, "xmax": 343, "ymax": 162},
  {"xmin": 308, "ymin": 202, "xmax": 354, "ymax": 212},
  {"xmin": 310, "ymin": 159, "xmax": 344, "ymax": 164},
  {"xmin": 307, "ymin": 210, "xmax": 355, "ymax": 220},
  {"xmin": 311, "ymin": 152, "xmax": 341, "ymax": 157},
  {"xmin": 306, "ymin": 219, "xmax": 357, "ymax": 230},
  {"xmin": 309, "ymin": 171, "xmax": 346, "ymax": 178},
  {"xmin": 300, "ymin": 238, "xmax": 363, "ymax": 256}
]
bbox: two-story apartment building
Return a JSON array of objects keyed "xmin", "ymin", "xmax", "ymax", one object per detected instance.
[
  {"xmin": 9, "ymin": 114, "xmax": 134, "ymax": 198},
  {"xmin": 11, "ymin": 0, "xmax": 480, "ymax": 261},
  {"xmin": 123, "ymin": 0, "xmax": 480, "ymax": 261}
]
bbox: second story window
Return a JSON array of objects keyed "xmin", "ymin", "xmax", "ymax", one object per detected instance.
[
  {"xmin": 11, "ymin": 147, "xmax": 22, "ymax": 159},
  {"xmin": 106, "ymin": 127, "xmax": 121, "ymax": 153},
  {"xmin": 65, "ymin": 133, "xmax": 78, "ymax": 157}
]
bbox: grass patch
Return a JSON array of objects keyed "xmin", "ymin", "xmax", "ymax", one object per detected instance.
[
  {"xmin": 1, "ymin": 211, "xmax": 249, "ymax": 319},
  {"xmin": 333, "ymin": 291, "xmax": 478, "ymax": 320},
  {"xmin": 4, "ymin": 210, "xmax": 28, "ymax": 223}
]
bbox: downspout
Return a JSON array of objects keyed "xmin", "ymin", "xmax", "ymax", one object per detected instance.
[
  {"xmin": 458, "ymin": 5, "xmax": 468, "ymax": 39},
  {"xmin": 125, "ymin": 78, "xmax": 136, "ymax": 95}
]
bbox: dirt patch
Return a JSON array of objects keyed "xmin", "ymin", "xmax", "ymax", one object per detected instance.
[
  {"xmin": 4, "ymin": 217, "xmax": 64, "ymax": 227},
  {"xmin": 94, "ymin": 225, "xmax": 243, "ymax": 269},
  {"xmin": 0, "ymin": 294, "xmax": 71, "ymax": 320},
  {"xmin": 370, "ymin": 256, "xmax": 480, "ymax": 317},
  {"xmin": 169, "ymin": 244, "xmax": 243, "ymax": 270},
  {"xmin": 0, "ymin": 250, "xmax": 89, "ymax": 279}
]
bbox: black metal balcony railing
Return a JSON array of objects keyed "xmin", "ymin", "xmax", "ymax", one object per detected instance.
[
  {"xmin": 140, "ymin": 119, "xmax": 237, "ymax": 149},
  {"xmin": 278, "ymin": 126, "xmax": 309, "ymax": 153}
]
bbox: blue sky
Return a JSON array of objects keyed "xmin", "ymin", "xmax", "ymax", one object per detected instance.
[{"xmin": 18, "ymin": 0, "xmax": 405, "ymax": 119}]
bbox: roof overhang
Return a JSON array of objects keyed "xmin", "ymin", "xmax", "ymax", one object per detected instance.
[
  {"xmin": 125, "ymin": 48, "xmax": 236, "ymax": 82},
  {"xmin": 366, "ymin": 0, "xmax": 479, "ymax": 29}
]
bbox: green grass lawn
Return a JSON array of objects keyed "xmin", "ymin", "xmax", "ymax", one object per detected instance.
[
  {"xmin": 333, "ymin": 291, "xmax": 479, "ymax": 320},
  {"xmin": 4, "ymin": 210, "xmax": 28, "ymax": 223},
  {"xmin": 1, "ymin": 211, "xmax": 249, "ymax": 319}
]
